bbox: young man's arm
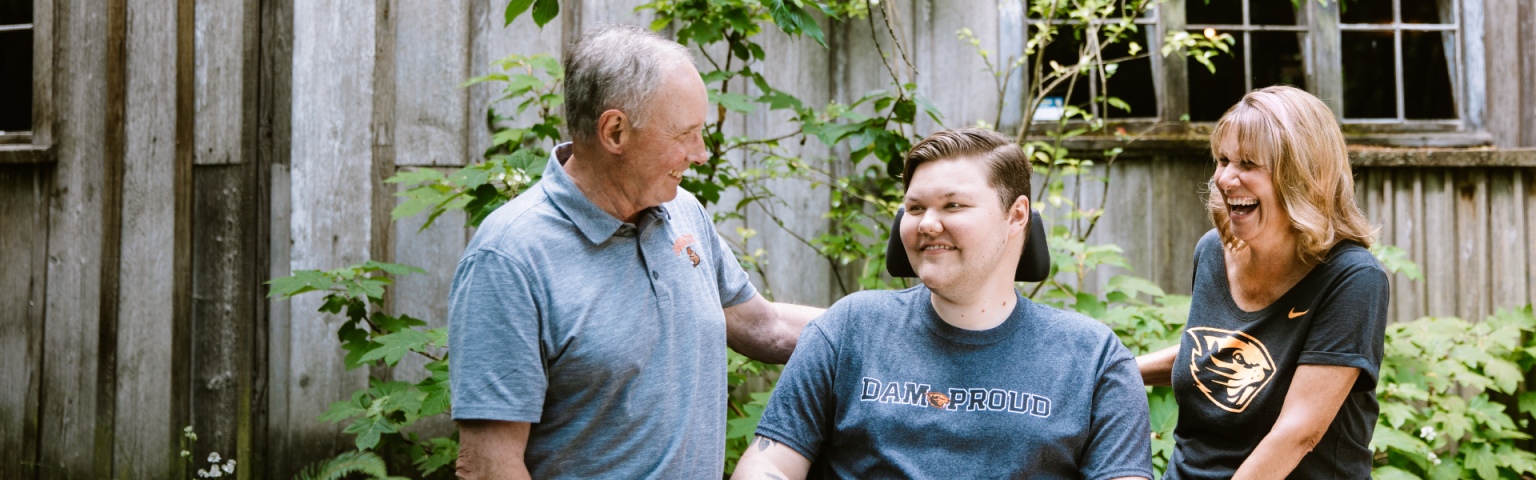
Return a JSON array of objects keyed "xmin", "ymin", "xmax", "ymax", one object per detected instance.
[
  {"xmin": 731, "ymin": 436, "xmax": 813, "ymax": 480},
  {"xmin": 724, "ymin": 294, "xmax": 824, "ymax": 364},
  {"xmin": 456, "ymin": 420, "xmax": 532, "ymax": 480}
]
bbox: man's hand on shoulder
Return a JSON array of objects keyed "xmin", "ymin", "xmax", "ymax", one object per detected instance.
[
  {"xmin": 724, "ymin": 294, "xmax": 825, "ymax": 364},
  {"xmin": 730, "ymin": 435, "xmax": 812, "ymax": 480},
  {"xmin": 457, "ymin": 420, "xmax": 532, "ymax": 480}
]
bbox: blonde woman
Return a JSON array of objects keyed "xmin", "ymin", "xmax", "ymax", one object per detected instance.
[{"xmin": 1137, "ymin": 86, "xmax": 1389, "ymax": 479}]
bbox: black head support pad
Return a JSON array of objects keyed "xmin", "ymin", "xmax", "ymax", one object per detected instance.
[{"xmin": 885, "ymin": 208, "xmax": 1051, "ymax": 282}]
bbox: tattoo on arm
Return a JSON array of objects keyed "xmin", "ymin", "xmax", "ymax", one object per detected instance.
[{"xmin": 756, "ymin": 436, "xmax": 777, "ymax": 452}]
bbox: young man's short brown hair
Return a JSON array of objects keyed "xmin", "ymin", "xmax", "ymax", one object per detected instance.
[{"xmin": 901, "ymin": 128, "xmax": 1032, "ymax": 209}]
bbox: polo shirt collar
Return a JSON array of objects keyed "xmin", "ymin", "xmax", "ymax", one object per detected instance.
[{"xmin": 542, "ymin": 143, "xmax": 668, "ymax": 244}]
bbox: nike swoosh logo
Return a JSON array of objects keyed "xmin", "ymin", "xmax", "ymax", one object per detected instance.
[{"xmin": 1288, "ymin": 308, "xmax": 1308, "ymax": 319}]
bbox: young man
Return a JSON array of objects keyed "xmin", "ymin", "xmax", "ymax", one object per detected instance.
[{"xmin": 732, "ymin": 128, "xmax": 1153, "ymax": 480}]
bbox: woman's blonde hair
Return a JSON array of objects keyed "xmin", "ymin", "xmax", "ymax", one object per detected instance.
[{"xmin": 1207, "ymin": 85, "xmax": 1375, "ymax": 263}]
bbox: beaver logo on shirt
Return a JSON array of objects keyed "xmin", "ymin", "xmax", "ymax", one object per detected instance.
[
  {"xmin": 672, "ymin": 234, "xmax": 701, "ymax": 268},
  {"xmin": 1187, "ymin": 327, "xmax": 1276, "ymax": 413}
]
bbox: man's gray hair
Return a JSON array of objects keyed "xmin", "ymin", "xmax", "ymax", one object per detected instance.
[{"xmin": 563, "ymin": 24, "xmax": 694, "ymax": 143}]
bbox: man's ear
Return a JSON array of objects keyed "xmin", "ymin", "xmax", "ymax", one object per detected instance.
[
  {"xmin": 595, "ymin": 109, "xmax": 627, "ymax": 155},
  {"xmin": 1008, "ymin": 195, "xmax": 1030, "ymax": 237}
]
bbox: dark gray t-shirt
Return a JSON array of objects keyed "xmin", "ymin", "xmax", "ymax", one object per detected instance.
[
  {"xmin": 756, "ymin": 286, "xmax": 1153, "ymax": 480},
  {"xmin": 1165, "ymin": 230, "xmax": 1389, "ymax": 480},
  {"xmin": 448, "ymin": 144, "xmax": 757, "ymax": 479}
]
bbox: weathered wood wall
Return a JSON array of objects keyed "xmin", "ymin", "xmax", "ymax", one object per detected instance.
[{"xmin": 2, "ymin": 0, "xmax": 1535, "ymax": 477}]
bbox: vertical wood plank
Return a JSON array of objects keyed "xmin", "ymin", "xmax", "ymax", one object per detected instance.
[
  {"xmin": 191, "ymin": 0, "xmax": 262, "ymax": 476},
  {"xmin": 1483, "ymin": 0, "xmax": 1520, "ymax": 147},
  {"xmin": 1454, "ymin": 169, "xmax": 1490, "ymax": 321},
  {"xmin": 0, "ymin": 165, "xmax": 49, "ymax": 480},
  {"xmin": 1389, "ymin": 169, "xmax": 1422, "ymax": 322},
  {"xmin": 997, "ymin": 0, "xmax": 1024, "ymax": 133},
  {"xmin": 913, "ymin": 0, "xmax": 1000, "ymax": 132},
  {"xmin": 394, "ymin": 0, "xmax": 470, "ymax": 167},
  {"xmin": 1421, "ymin": 168, "xmax": 1458, "ymax": 318},
  {"xmin": 467, "ymin": 1, "xmax": 562, "ymax": 168},
  {"xmin": 41, "ymin": 0, "xmax": 113, "ymax": 476},
  {"xmin": 741, "ymin": 27, "xmax": 836, "ymax": 305},
  {"xmin": 1488, "ymin": 169, "xmax": 1529, "ymax": 309},
  {"xmin": 31, "ymin": 0, "xmax": 55, "ymax": 145},
  {"xmin": 1521, "ymin": 0, "xmax": 1536, "ymax": 147},
  {"xmin": 1306, "ymin": 0, "xmax": 1342, "ymax": 115},
  {"xmin": 191, "ymin": 166, "xmax": 259, "ymax": 479},
  {"xmin": 113, "ymin": 0, "xmax": 187, "ymax": 475},
  {"xmin": 390, "ymin": 170, "xmax": 465, "ymax": 439},
  {"xmin": 256, "ymin": 0, "xmax": 292, "ymax": 475},
  {"xmin": 286, "ymin": 0, "xmax": 376, "ymax": 470},
  {"xmin": 1156, "ymin": 0, "xmax": 1188, "ymax": 122}
]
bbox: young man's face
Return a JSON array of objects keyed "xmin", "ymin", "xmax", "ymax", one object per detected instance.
[{"xmin": 899, "ymin": 157, "xmax": 1026, "ymax": 294}]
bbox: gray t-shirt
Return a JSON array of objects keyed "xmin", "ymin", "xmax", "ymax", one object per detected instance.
[
  {"xmin": 756, "ymin": 286, "xmax": 1153, "ymax": 479},
  {"xmin": 448, "ymin": 144, "xmax": 757, "ymax": 478}
]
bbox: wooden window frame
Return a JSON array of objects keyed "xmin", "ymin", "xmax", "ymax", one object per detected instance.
[
  {"xmin": 1007, "ymin": 0, "xmax": 1489, "ymax": 147},
  {"xmin": 0, "ymin": 0, "xmax": 53, "ymax": 164}
]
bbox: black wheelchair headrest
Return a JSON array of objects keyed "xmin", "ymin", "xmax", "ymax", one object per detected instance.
[{"xmin": 885, "ymin": 208, "xmax": 1051, "ymax": 282}]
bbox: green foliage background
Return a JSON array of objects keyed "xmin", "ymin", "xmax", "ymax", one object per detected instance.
[{"xmin": 265, "ymin": 1, "xmax": 1536, "ymax": 478}]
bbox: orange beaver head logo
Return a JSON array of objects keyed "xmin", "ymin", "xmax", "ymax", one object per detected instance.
[
  {"xmin": 925, "ymin": 392, "xmax": 950, "ymax": 409},
  {"xmin": 1187, "ymin": 327, "xmax": 1275, "ymax": 413}
]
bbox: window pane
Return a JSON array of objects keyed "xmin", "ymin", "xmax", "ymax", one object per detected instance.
[
  {"xmin": 1401, "ymin": 0, "xmax": 1449, "ymax": 24},
  {"xmin": 1249, "ymin": 32, "xmax": 1305, "ymax": 90},
  {"xmin": 1187, "ymin": 32, "xmax": 1246, "ymax": 121},
  {"xmin": 0, "ymin": 29, "xmax": 32, "ymax": 132},
  {"xmin": 1103, "ymin": 30, "xmax": 1157, "ymax": 118},
  {"xmin": 1341, "ymin": 31, "xmax": 1396, "ymax": 118},
  {"xmin": 1339, "ymin": 0, "xmax": 1391, "ymax": 23},
  {"xmin": 0, "ymin": 0, "xmax": 31, "ymax": 26},
  {"xmin": 1403, "ymin": 31, "xmax": 1456, "ymax": 119},
  {"xmin": 1187, "ymin": 0, "xmax": 1241, "ymax": 25},
  {"xmin": 1249, "ymin": 0, "xmax": 1298, "ymax": 25},
  {"xmin": 1036, "ymin": 28, "xmax": 1094, "ymax": 110}
]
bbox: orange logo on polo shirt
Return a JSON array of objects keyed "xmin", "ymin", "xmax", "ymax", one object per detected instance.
[
  {"xmin": 672, "ymin": 234, "xmax": 701, "ymax": 268},
  {"xmin": 1187, "ymin": 327, "xmax": 1275, "ymax": 413}
]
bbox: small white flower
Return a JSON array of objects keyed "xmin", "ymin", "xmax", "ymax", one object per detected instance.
[
  {"xmin": 180, "ymin": 450, "xmax": 191, "ymax": 458},
  {"xmin": 222, "ymin": 459, "xmax": 236, "ymax": 474},
  {"xmin": 207, "ymin": 452, "xmax": 221, "ymax": 463},
  {"xmin": 1418, "ymin": 426, "xmax": 1437, "ymax": 441},
  {"xmin": 197, "ymin": 468, "xmax": 210, "ymax": 478},
  {"xmin": 184, "ymin": 426, "xmax": 194, "ymax": 434},
  {"xmin": 208, "ymin": 468, "xmax": 222, "ymax": 478},
  {"xmin": 1428, "ymin": 451, "xmax": 1441, "ymax": 465}
]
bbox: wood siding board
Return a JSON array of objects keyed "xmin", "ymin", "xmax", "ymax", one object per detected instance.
[
  {"xmin": 286, "ymin": 0, "xmax": 377, "ymax": 468},
  {"xmin": 33, "ymin": 0, "xmax": 55, "ymax": 145},
  {"xmin": 1390, "ymin": 169, "xmax": 1421, "ymax": 322},
  {"xmin": 0, "ymin": 165, "xmax": 49, "ymax": 480},
  {"xmin": 389, "ymin": 171, "xmax": 464, "ymax": 440},
  {"xmin": 1488, "ymin": 169, "xmax": 1529, "ymax": 309},
  {"xmin": 40, "ymin": 0, "xmax": 111, "ymax": 474},
  {"xmin": 256, "ymin": 0, "xmax": 292, "ymax": 475},
  {"xmin": 997, "ymin": 0, "xmax": 1024, "ymax": 133},
  {"xmin": 265, "ymin": 162, "xmax": 292, "ymax": 479},
  {"xmin": 372, "ymin": 0, "xmax": 398, "ymax": 298},
  {"xmin": 1306, "ymin": 0, "xmax": 1343, "ymax": 116},
  {"xmin": 1522, "ymin": 0, "xmax": 1536, "ymax": 147},
  {"xmin": 1462, "ymin": 0, "xmax": 1486, "ymax": 130},
  {"xmin": 466, "ymin": 0, "xmax": 562, "ymax": 169},
  {"xmin": 1421, "ymin": 169, "xmax": 1457, "ymax": 318},
  {"xmin": 191, "ymin": 165, "xmax": 259, "ymax": 479},
  {"xmin": 1453, "ymin": 169, "xmax": 1487, "ymax": 321},
  {"xmin": 1484, "ymin": 0, "xmax": 1520, "ymax": 147},
  {"xmin": 1156, "ymin": 0, "xmax": 1188, "ymax": 122},
  {"xmin": 112, "ymin": 0, "xmax": 184, "ymax": 475},
  {"xmin": 194, "ymin": 0, "xmax": 246, "ymax": 165},
  {"xmin": 743, "ymin": 28, "xmax": 837, "ymax": 306},
  {"xmin": 917, "ymin": 0, "xmax": 1000, "ymax": 133},
  {"xmin": 394, "ymin": 0, "xmax": 470, "ymax": 167}
]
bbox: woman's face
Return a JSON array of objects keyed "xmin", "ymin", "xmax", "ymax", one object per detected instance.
[
  {"xmin": 900, "ymin": 158, "xmax": 1021, "ymax": 293},
  {"xmin": 1213, "ymin": 134, "xmax": 1291, "ymax": 246}
]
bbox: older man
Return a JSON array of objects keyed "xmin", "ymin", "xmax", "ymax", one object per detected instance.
[{"xmin": 448, "ymin": 24, "xmax": 823, "ymax": 479}]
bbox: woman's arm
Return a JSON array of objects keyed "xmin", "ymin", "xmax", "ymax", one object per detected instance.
[
  {"xmin": 1231, "ymin": 364, "xmax": 1360, "ymax": 480},
  {"xmin": 731, "ymin": 436, "xmax": 813, "ymax": 480},
  {"xmin": 1136, "ymin": 345, "xmax": 1178, "ymax": 386}
]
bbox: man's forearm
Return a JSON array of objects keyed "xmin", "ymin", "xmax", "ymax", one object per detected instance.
[
  {"xmin": 456, "ymin": 420, "xmax": 532, "ymax": 480},
  {"xmin": 726, "ymin": 296, "xmax": 824, "ymax": 364}
]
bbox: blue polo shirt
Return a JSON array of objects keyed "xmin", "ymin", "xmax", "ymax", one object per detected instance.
[{"xmin": 448, "ymin": 143, "xmax": 758, "ymax": 478}]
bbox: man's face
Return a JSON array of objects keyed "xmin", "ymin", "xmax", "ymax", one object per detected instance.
[
  {"xmin": 899, "ymin": 158, "xmax": 1021, "ymax": 294},
  {"xmin": 618, "ymin": 61, "xmax": 709, "ymax": 209}
]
